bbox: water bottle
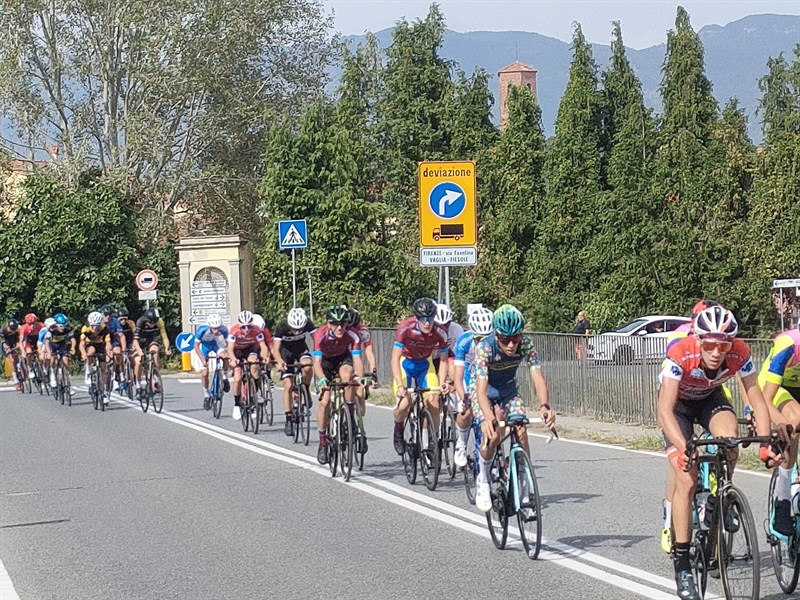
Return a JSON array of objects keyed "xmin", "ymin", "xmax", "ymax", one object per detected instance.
[{"xmin": 696, "ymin": 491, "xmax": 710, "ymax": 530}]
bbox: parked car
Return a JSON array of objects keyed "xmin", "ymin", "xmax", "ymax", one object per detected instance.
[{"xmin": 586, "ymin": 315, "xmax": 691, "ymax": 365}]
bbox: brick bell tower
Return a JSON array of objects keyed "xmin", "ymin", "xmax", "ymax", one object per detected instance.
[{"xmin": 498, "ymin": 61, "xmax": 538, "ymax": 130}]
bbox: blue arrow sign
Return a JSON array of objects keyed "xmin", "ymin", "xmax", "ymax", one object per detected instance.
[
  {"xmin": 176, "ymin": 332, "xmax": 195, "ymax": 353},
  {"xmin": 278, "ymin": 219, "xmax": 308, "ymax": 249},
  {"xmin": 429, "ymin": 182, "xmax": 466, "ymax": 220}
]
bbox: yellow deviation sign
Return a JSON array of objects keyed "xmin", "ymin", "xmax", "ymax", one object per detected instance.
[{"xmin": 418, "ymin": 161, "xmax": 477, "ymax": 247}]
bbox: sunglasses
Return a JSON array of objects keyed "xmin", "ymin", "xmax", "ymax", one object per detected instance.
[
  {"xmin": 497, "ymin": 333, "xmax": 522, "ymax": 344},
  {"xmin": 418, "ymin": 316, "xmax": 435, "ymax": 324},
  {"xmin": 329, "ymin": 320, "xmax": 346, "ymax": 327},
  {"xmin": 241, "ymin": 324, "xmax": 252, "ymax": 329},
  {"xmin": 700, "ymin": 339, "xmax": 732, "ymax": 352}
]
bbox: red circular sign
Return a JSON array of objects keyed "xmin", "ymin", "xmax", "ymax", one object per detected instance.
[{"xmin": 136, "ymin": 269, "xmax": 159, "ymax": 291}]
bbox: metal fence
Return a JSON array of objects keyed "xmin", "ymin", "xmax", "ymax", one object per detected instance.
[{"xmin": 369, "ymin": 328, "xmax": 773, "ymax": 426}]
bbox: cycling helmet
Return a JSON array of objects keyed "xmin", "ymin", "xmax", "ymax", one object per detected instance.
[
  {"xmin": 24, "ymin": 313, "xmax": 37, "ymax": 324},
  {"xmin": 207, "ymin": 314, "xmax": 222, "ymax": 328},
  {"xmin": 117, "ymin": 307, "xmax": 129, "ymax": 318},
  {"xmin": 326, "ymin": 305, "xmax": 349, "ymax": 323},
  {"xmin": 88, "ymin": 311, "xmax": 104, "ymax": 326},
  {"xmin": 7, "ymin": 318, "xmax": 19, "ymax": 330},
  {"xmin": 144, "ymin": 308, "xmax": 158, "ymax": 323},
  {"xmin": 287, "ymin": 307, "xmax": 308, "ymax": 329},
  {"xmin": 693, "ymin": 306, "xmax": 738, "ymax": 339},
  {"xmin": 412, "ymin": 297, "xmax": 437, "ymax": 319},
  {"xmin": 54, "ymin": 313, "xmax": 68, "ymax": 326},
  {"xmin": 348, "ymin": 308, "xmax": 361, "ymax": 327},
  {"xmin": 44, "ymin": 318, "xmax": 56, "ymax": 329},
  {"xmin": 691, "ymin": 299, "xmax": 718, "ymax": 317},
  {"xmin": 252, "ymin": 314, "xmax": 265, "ymax": 329},
  {"xmin": 468, "ymin": 307, "xmax": 494, "ymax": 336},
  {"xmin": 492, "ymin": 304, "xmax": 525, "ymax": 336},
  {"xmin": 100, "ymin": 304, "xmax": 116, "ymax": 317},
  {"xmin": 434, "ymin": 303, "xmax": 454, "ymax": 326},
  {"xmin": 237, "ymin": 310, "xmax": 253, "ymax": 326}
]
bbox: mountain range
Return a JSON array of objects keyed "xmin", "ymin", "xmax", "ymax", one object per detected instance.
[{"xmin": 338, "ymin": 14, "xmax": 800, "ymax": 143}]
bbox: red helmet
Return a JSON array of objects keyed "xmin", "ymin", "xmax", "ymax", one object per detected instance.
[
  {"xmin": 24, "ymin": 313, "xmax": 37, "ymax": 325},
  {"xmin": 691, "ymin": 299, "xmax": 718, "ymax": 318}
]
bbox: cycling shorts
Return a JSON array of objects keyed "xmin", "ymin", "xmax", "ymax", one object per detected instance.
[
  {"xmin": 280, "ymin": 346, "xmax": 312, "ymax": 380},
  {"xmin": 138, "ymin": 335, "xmax": 161, "ymax": 351},
  {"xmin": 320, "ymin": 354, "xmax": 353, "ymax": 381},
  {"xmin": 471, "ymin": 381, "xmax": 526, "ymax": 425},
  {"xmin": 86, "ymin": 342, "xmax": 107, "ymax": 358},
  {"xmin": 199, "ymin": 343, "xmax": 226, "ymax": 360},
  {"xmin": 49, "ymin": 340, "xmax": 71, "ymax": 356},
  {"xmin": 662, "ymin": 387, "xmax": 735, "ymax": 449},
  {"xmin": 233, "ymin": 344, "xmax": 260, "ymax": 361},
  {"xmin": 393, "ymin": 356, "xmax": 440, "ymax": 396}
]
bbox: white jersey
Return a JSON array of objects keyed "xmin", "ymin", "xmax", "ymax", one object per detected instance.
[{"xmin": 444, "ymin": 321, "xmax": 465, "ymax": 353}]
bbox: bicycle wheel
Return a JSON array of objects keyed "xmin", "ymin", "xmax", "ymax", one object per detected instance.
[
  {"xmin": 691, "ymin": 536, "xmax": 709, "ymax": 599},
  {"xmin": 20, "ymin": 361, "xmax": 31, "ymax": 394},
  {"xmin": 98, "ymin": 365, "xmax": 106, "ymax": 412},
  {"xmin": 300, "ymin": 384, "xmax": 311, "ymax": 445},
  {"xmin": 355, "ymin": 415, "xmax": 365, "ymax": 472},
  {"xmin": 440, "ymin": 403, "xmax": 457, "ymax": 480},
  {"xmin": 124, "ymin": 358, "xmax": 134, "ymax": 401},
  {"xmin": 338, "ymin": 404, "xmax": 354, "ymax": 482},
  {"xmin": 328, "ymin": 407, "xmax": 339, "ymax": 478},
  {"xmin": 32, "ymin": 361, "xmax": 44, "ymax": 395},
  {"xmin": 464, "ymin": 455, "xmax": 478, "ymax": 505},
  {"xmin": 768, "ymin": 468, "xmax": 800, "ymax": 594},
  {"xmin": 514, "ymin": 450, "xmax": 542, "ymax": 560},
  {"xmin": 261, "ymin": 382, "xmax": 274, "ymax": 425},
  {"xmin": 253, "ymin": 399, "xmax": 262, "ymax": 434},
  {"xmin": 211, "ymin": 370, "xmax": 223, "ymax": 419},
  {"xmin": 718, "ymin": 485, "xmax": 760, "ymax": 600},
  {"xmin": 241, "ymin": 378, "xmax": 251, "ymax": 432},
  {"xmin": 419, "ymin": 407, "xmax": 439, "ymax": 491},
  {"xmin": 292, "ymin": 393, "xmax": 302, "ymax": 444},
  {"xmin": 139, "ymin": 361, "xmax": 150, "ymax": 412},
  {"xmin": 487, "ymin": 484, "xmax": 509, "ymax": 549},
  {"xmin": 151, "ymin": 364, "xmax": 164, "ymax": 413},
  {"xmin": 402, "ymin": 413, "xmax": 418, "ymax": 485}
]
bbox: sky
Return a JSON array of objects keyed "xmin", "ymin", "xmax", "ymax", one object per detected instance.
[{"xmin": 323, "ymin": 0, "xmax": 800, "ymax": 48}]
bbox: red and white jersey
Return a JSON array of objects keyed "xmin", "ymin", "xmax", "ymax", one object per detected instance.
[
  {"xmin": 228, "ymin": 324, "xmax": 265, "ymax": 350},
  {"xmin": 660, "ymin": 336, "xmax": 756, "ymax": 401},
  {"xmin": 20, "ymin": 321, "xmax": 44, "ymax": 344}
]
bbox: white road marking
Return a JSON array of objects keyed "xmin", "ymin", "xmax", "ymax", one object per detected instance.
[
  {"xmin": 82, "ymin": 387, "xmax": 689, "ymax": 599},
  {"xmin": 178, "ymin": 378, "xmax": 200, "ymax": 384},
  {"xmin": 0, "ymin": 557, "xmax": 21, "ymax": 600}
]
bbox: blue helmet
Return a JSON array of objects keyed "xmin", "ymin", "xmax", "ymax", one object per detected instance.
[
  {"xmin": 492, "ymin": 304, "xmax": 525, "ymax": 336},
  {"xmin": 54, "ymin": 313, "xmax": 68, "ymax": 326}
]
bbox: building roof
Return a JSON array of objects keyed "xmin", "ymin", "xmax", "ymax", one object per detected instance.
[{"xmin": 498, "ymin": 60, "xmax": 537, "ymax": 74}]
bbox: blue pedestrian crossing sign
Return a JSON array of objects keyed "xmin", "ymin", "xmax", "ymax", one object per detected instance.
[
  {"xmin": 278, "ymin": 219, "xmax": 308, "ymax": 249},
  {"xmin": 176, "ymin": 332, "xmax": 195, "ymax": 353}
]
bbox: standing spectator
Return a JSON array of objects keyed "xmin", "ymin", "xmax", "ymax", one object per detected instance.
[{"xmin": 572, "ymin": 311, "xmax": 591, "ymax": 360}]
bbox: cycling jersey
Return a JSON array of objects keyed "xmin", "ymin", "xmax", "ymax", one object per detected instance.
[
  {"xmin": 134, "ymin": 317, "xmax": 167, "ymax": 342},
  {"xmin": 227, "ymin": 324, "xmax": 265, "ymax": 350},
  {"xmin": 195, "ymin": 324, "xmax": 229, "ymax": 352},
  {"xmin": 660, "ymin": 336, "xmax": 755, "ymax": 401},
  {"xmin": 441, "ymin": 321, "xmax": 465, "ymax": 355},
  {"xmin": 350, "ymin": 323, "xmax": 372, "ymax": 348},
  {"xmin": 81, "ymin": 324, "xmax": 110, "ymax": 344},
  {"xmin": 473, "ymin": 334, "xmax": 541, "ymax": 390},
  {"xmin": 45, "ymin": 324, "xmax": 74, "ymax": 346},
  {"xmin": 37, "ymin": 327, "xmax": 49, "ymax": 345},
  {"xmin": 1, "ymin": 326, "xmax": 20, "ymax": 348},
  {"xmin": 116, "ymin": 319, "xmax": 136, "ymax": 347},
  {"xmin": 312, "ymin": 325, "xmax": 362, "ymax": 359},
  {"xmin": 666, "ymin": 322, "xmax": 693, "ymax": 352},
  {"xmin": 274, "ymin": 320, "xmax": 315, "ymax": 356},
  {"xmin": 761, "ymin": 329, "xmax": 800, "ymax": 388},
  {"xmin": 453, "ymin": 331, "xmax": 480, "ymax": 388},
  {"xmin": 394, "ymin": 316, "xmax": 448, "ymax": 361},
  {"xmin": 19, "ymin": 322, "xmax": 44, "ymax": 346}
]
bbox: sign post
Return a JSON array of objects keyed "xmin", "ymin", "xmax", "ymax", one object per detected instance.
[
  {"xmin": 278, "ymin": 219, "xmax": 308, "ymax": 308},
  {"xmin": 772, "ymin": 278, "xmax": 800, "ymax": 331},
  {"xmin": 136, "ymin": 269, "xmax": 159, "ymax": 309},
  {"xmin": 418, "ymin": 161, "xmax": 477, "ymax": 306}
]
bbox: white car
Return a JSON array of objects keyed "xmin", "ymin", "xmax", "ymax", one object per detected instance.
[{"xmin": 586, "ymin": 315, "xmax": 691, "ymax": 364}]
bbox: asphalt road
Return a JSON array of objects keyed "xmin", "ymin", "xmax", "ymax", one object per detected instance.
[{"xmin": 0, "ymin": 378, "xmax": 791, "ymax": 599}]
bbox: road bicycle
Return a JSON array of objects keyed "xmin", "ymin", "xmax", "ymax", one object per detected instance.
[
  {"xmin": 484, "ymin": 416, "xmax": 543, "ymax": 560},
  {"xmin": 325, "ymin": 380, "xmax": 360, "ymax": 481},
  {"xmin": 120, "ymin": 349, "xmax": 135, "ymax": 401},
  {"xmin": 682, "ymin": 428, "xmax": 786, "ymax": 600},
  {"xmin": 401, "ymin": 387, "xmax": 440, "ymax": 491},
  {"xmin": 236, "ymin": 359, "xmax": 265, "ymax": 433},
  {"xmin": 138, "ymin": 350, "xmax": 164, "ymax": 413},
  {"xmin": 87, "ymin": 354, "xmax": 107, "ymax": 411},
  {"xmin": 258, "ymin": 363, "xmax": 275, "ymax": 427},
  {"xmin": 51, "ymin": 350, "xmax": 73, "ymax": 406},
  {"xmin": 29, "ymin": 353, "xmax": 47, "ymax": 396},
  {"xmin": 439, "ymin": 392, "xmax": 458, "ymax": 479},
  {"xmin": 206, "ymin": 351, "xmax": 225, "ymax": 419},
  {"xmin": 766, "ymin": 442, "xmax": 800, "ymax": 594},
  {"xmin": 11, "ymin": 350, "xmax": 31, "ymax": 394},
  {"xmin": 286, "ymin": 363, "xmax": 312, "ymax": 446}
]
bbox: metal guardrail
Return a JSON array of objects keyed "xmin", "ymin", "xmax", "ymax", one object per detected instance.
[{"xmin": 368, "ymin": 328, "xmax": 774, "ymax": 426}]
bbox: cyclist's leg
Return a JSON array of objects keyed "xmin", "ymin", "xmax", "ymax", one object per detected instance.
[
  {"xmin": 300, "ymin": 353, "xmax": 313, "ymax": 387},
  {"xmin": 316, "ymin": 357, "xmax": 338, "ymax": 431},
  {"xmin": 704, "ymin": 393, "xmax": 739, "ymax": 472},
  {"xmin": 504, "ymin": 394, "xmax": 529, "ymax": 455},
  {"xmin": 339, "ymin": 359, "xmax": 355, "ymax": 402},
  {"xmin": 392, "ymin": 356, "xmax": 416, "ymax": 422},
  {"xmin": 149, "ymin": 340, "xmax": 161, "ymax": 369},
  {"xmin": 422, "ymin": 356, "xmax": 441, "ymax": 430},
  {"xmin": 280, "ymin": 347, "xmax": 295, "ymax": 413},
  {"xmin": 772, "ymin": 390, "xmax": 800, "ymax": 533},
  {"xmin": 247, "ymin": 350, "xmax": 260, "ymax": 383},
  {"xmin": 133, "ymin": 345, "xmax": 144, "ymax": 386}
]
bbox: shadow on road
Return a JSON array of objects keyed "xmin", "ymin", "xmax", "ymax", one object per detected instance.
[
  {"xmin": 556, "ymin": 533, "xmax": 651, "ymax": 550},
  {"xmin": 540, "ymin": 492, "xmax": 600, "ymax": 509}
]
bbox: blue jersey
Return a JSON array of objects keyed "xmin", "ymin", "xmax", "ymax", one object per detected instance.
[
  {"xmin": 106, "ymin": 316, "xmax": 121, "ymax": 335},
  {"xmin": 196, "ymin": 324, "xmax": 229, "ymax": 350},
  {"xmin": 473, "ymin": 334, "xmax": 540, "ymax": 390},
  {"xmin": 37, "ymin": 327, "xmax": 49, "ymax": 344},
  {"xmin": 453, "ymin": 331, "xmax": 479, "ymax": 387}
]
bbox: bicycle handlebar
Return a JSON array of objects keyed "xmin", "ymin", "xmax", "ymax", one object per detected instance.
[{"xmin": 684, "ymin": 427, "xmax": 792, "ymax": 470}]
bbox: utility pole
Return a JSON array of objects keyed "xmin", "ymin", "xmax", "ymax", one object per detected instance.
[{"xmin": 303, "ymin": 265, "xmax": 320, "ymax": 321}]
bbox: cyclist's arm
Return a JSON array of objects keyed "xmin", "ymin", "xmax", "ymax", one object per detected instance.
[
  {"xmin": 352, "ymin": 351, "xmax": 364, "ymax": 379},
  {"xmin": 118, "ymin": 331, "xmax": 127, "ymax": 351},
  {"xmin": 453, "ymin": 363, "xmax": 466, "ymax": 400},
  {"xmin": 740, "ymin": 372, "xmax": 777, "ymax": 438},
  {"xmin": 436, "ymin": 349, "xmax": 449, "ymax": 390},
  {"xmin": 226, "ymin": 339, "xmax": 236, "ymax": 365},
  {"xmin": 312, "ymin": 352, "xmax": 325, "ymax": 383},
  {"xmin": 657, "ymin": 377, "xmax": 686, "ymax": 454},
  {"xmin": 259, "ymin": 339, "xmax": 270, "ymax": 363},
  {"xmin": 158, "ymin": 321, "xmax": 170, "ymax": 352},
  {"xmin": 44, "ymin": 337, "xmax": 52, "ymax": 356},
  {"xmin": 272, "ymin": 338, "xmax": 285, "ymax": 369},
  {"xmin": 391, "ymin": 345, "xmax": 404, "ymax": 393},
  {"xmin": 194, "ymin": 340, "xmax": 207, "ymax": 365},
  {"xmin": 362, "ymin": 344, "xmax": 376, "ymax": 373}
]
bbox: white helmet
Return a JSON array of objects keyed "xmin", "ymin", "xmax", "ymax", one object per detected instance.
[
  {"xmin": 434, "ymin": 303, "xmax": 453, "ymax": 325},
  {"xmin": 88, "ymin": 311, "xmax": 103, "ymax": 326},
  {"xmin": 207, "ymin": 314, "xmax": 222, "ymax": 328},
  {"xmin": 44, "ymin": 318, "xmax": 56, "ymax": 329},
  {"xmin": 237, "ymin": 310, "xmax": 254, "ymax": 326},
  {"xmin": 468, "ymin": 307, "xmax": 494, "ymax": 336},
  {"xmin": 252, "ymin": 313, "xmax": 265, "ymax": 330},
  {"xmin": 693, "ymin": 306, "xmax": 738, "ymax": 338},
  {"xmin": 288, "ymin": 307, "xmax": 308, "ymax": 329}
]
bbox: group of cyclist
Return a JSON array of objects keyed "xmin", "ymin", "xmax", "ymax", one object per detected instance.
[{"xmin": 1, "ymin": 306, "xmax": 171, "ymax": 404}]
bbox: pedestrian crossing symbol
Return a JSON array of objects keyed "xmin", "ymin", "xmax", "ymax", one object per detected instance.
[{"xmin": 278, "ymin": 219, "xmax": 308, "ymax": 249}]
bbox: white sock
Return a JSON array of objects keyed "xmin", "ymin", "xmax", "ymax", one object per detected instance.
[
  {"xmin": 12, "ymin": 372, "xmax": 19, "ymax": 384},
  {"xmin": 777, "ymin": 466, "xmax": 792, "ymax": 501},
  {"xmin": 421, "ymin": 428, "xmax": 429, "ymax": 449},
  {"xmin": 663, "ymin": 499, "xmax": 672, "ymax": 528},
  {"xmin": 479, "ymin": 457, "xmax": 492, "ymax": 483},
  {"xmin": 457, "ymin": 426, "xmax": 470, "ymax": 446}
]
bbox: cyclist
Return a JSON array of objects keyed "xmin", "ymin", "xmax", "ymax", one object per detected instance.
[
  {"xmin": 227, "ymin": 310, "xmax": 270, "ymax": 421},
  {"xmin": 347, "ymin": 307, "xmax": 378, "ymax": 387},
  {"xmin": 116, "ymin": 307, "xmax": 136, "ymax": 393},
  {"xmin": 473, "ymin": 304, "xmax": 553, "ymax": 513},
  {"xmin": 312, "ymin": 305, "xmax": 365, "ymax": 464},
  {"xmin": 44, "ymin": 313, "xmax": 76, "ymax": 390},
  {"xmin": 273, "ymin": 307, "xmax": 315, "ymax": 436},
  {"xmin": 658, "ymin": 305, "xmax": 781, "ymax": 600},
  {"xmin": 452, "ymin": 306, "xmax": 494, "ymax": 468},
  {"xmin": 761, "ymin": 317, "xmax": 800, "ymax": 537},
  {"xmin": 100, "ymin": 304, "xmax": 124, "ymax": 391},
  {"xmin": 391, "ymin": 297, "xmax": 452, "ymax": 456},
  {"xmin": 1, "ymin": 319, "xmax": 22, "ymax": 391},
  {"xmin": 133, "ymin": 308, "xmax": 172, "ymax": 397},
  {"xmin": 37, "ymin": 317, "xmax": 55, "ymax": 363},
  {"xmin": 18, "ymin": 313, "xmax": 44, "ymax": 381},
  {"xmin": 193, "ymin": 313, "xmax": 230, "ymax": 410},
  {"xmin": 79, "ymin": 311, "xmax": 112, "ymax": 403}
]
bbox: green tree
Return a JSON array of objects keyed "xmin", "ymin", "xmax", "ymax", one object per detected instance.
[{"xmin": 446, "ymin": 68, "xmax": 498, "ymax": 161}]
